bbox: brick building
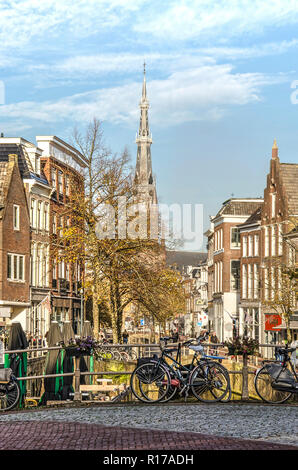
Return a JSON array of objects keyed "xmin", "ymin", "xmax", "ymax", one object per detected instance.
[
  {"xmin": 0, "ymin": 154, "xmax": 30, "ymax": 329},
  {"xmin": 260, "ymin": 140, "xmax": 298, "ymax": 346},
  {"xmin": 238, "ymin": 205, "xmax": 263, "ymax": 341},
  {"xmin": 207, "ymin": 198, "xmax": 263, "ymax": 341},
  {"xmin": 37, "ymin": 136, "xmax": 88, "ymax": 333}
]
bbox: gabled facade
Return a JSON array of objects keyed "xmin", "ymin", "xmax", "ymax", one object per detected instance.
[
  {"xmin": 0, "ymin": 154, "xmax": 30, "ymax": 329},
  {"xmin": 207, "ymin": 198, "xmax": 263, "ymax": 341},
  {"xmin": 260, "ymin": 141, "xmax": 298, "ymax": 346},
  {"xmin": 0, "ymin": 137, "xmax": 51, "ymax": 337}
]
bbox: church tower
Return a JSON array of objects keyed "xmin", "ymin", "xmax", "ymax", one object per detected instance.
[{"xmin": 134, "ymin": 63, "xmax": 157, "ymax": 205}]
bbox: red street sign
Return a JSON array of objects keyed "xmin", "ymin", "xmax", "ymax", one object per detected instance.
[{"xmin": 265, "ymin": 314, "xmax": 282, "ymax": 331}]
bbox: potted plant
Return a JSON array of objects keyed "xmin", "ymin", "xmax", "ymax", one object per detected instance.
[
  {"xmin": 63, "ymin": 336, "xmax": 98, "ymax": 357},
  {"xmin": 224, "ymin": 336, "xmax": 259, "ymax": 356}
]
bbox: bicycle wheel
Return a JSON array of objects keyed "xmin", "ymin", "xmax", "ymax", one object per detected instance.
[
  {"xmin": 0, "ymin": 380, "xmax": 20, "ymax": 411},
  {"xmin": 130, "ymin": 362, "xmax": 171, "ymax": 403},
  {"xmin": 190, "ymin": 362, "xmax": 229, "ymax": 402},
  {"xmin": 120, "ymin": 351, "xmax": 130, "ymax": 362},
  {"xmin": 111, "ymin": 349, "xmax": 122, "ymax": 361},
  {"xmin": 254, "ymin": 366, "xmax": 293, "ymax": 404}
]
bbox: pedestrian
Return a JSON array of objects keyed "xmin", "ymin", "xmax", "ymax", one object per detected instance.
[
  {"xmin": 197, "ymin": 329, "xmax": 208, "ymax": 343},
  {"xmin": 122, "ymin": 330, "xmax": 129, "ymax": 344},
  {"xmin": 210, "ymin": 331, "xmax": 219, "ymax": 356},
  {"xmin": 290, "ymin": 339, "xmax": 298, "ymax": 369}
]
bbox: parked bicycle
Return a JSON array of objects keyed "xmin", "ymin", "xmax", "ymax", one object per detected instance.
[
  {"xmin": 130, "ymin": 334, "xmax": 230, "ymax": 403},
  {"xmin": 0, "ymin": 368, "xmax": 20, "ymax": 412},
  {"xmin": 254, "ymin": 345, "xmax": 298, "ymax": 404}
]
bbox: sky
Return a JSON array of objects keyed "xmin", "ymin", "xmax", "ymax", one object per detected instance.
[{"xmin": 0, "ymin": 0, "xmax": 298, "ymax": 251}]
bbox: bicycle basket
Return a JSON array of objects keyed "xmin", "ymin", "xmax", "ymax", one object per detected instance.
[{"xmin": 0, "ymin": 368, "xmax": 13, "ymax": 384}]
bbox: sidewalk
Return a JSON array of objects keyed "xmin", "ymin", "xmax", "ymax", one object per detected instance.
[{"xmin": 0, "ymin": 421, "xmax": 296, "ymax": 450}]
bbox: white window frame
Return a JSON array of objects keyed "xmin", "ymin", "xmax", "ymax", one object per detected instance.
[
  {"xmin": 231, "ymin": 227, "xmax": 240, "ymax": 248},
  {"xmin": 243, "ymin": 235, "xmax": 247, "ymax": 257},
  {"xmin": 7, "ymin": 253, "xmax": 25, "ymax": 282},
  {"xmin": 13, "ymin": 204, "xmax": 20, "ymax": 231},
  {"xmin": 254, "ymin": 234, "xmax": 259, "ymax": 256},
  {"xmin": 248, "ymin": 235, "xmax": 253, "ymax": 257},
  {"xmin": 242, "ymin": 264, "xmax": 247, "ymax": 299},
  {"xmin": 271, "ymin": 225, "xmax": 276, "ymax": 256}
]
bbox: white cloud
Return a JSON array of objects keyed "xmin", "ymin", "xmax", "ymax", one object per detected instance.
[
  {"xmin": 134, "ymin": 1, "xmax": 298, "ymax": 41},
  {"xmin": 0, "ymin": 64, "xmax": 287, "ymax": 129},
  {"xmin": 0, "ymin": 0, "xmax": 145, "ymax": 49}
]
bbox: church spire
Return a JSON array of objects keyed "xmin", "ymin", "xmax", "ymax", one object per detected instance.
[{"xmin": 134, "ymin": 64, "xmax": 157, "ymax": 205}]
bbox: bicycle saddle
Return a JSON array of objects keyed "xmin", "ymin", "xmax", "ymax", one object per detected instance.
[{"xmin": 164, "ymin": 348, "xmax": 178, "ymax": 354}]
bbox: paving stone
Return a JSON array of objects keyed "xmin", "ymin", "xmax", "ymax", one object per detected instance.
[{"xmin": 0, "ymin": 402, "xmax": 297, "ymax": 449}]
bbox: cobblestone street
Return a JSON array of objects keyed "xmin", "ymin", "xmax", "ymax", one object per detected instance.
[{"xmin": 0, "ymin": 402, "xmax": 297, "ymax": 450}]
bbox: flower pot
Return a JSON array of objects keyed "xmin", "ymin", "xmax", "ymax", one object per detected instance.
[{"xmin": 65, "ymin": 347, "xmax": 92, "ymax": 357}]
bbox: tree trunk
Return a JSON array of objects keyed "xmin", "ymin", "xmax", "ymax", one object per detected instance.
[{"xmin": 92, "ymin": 293, "xmax": 99, "ymax": 340}]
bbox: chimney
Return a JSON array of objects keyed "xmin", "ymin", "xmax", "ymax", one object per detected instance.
[{"xmin": 272, "ymin": 138, "xmax": 278, "ymax": 159}]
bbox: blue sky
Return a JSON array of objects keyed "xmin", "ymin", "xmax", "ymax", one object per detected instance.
[{"xmin": 1, "ymin": 0, "xmax": 298, "ymax": 250}]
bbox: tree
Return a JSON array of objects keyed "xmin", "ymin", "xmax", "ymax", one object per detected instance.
[{"xmin": 56, "ymin": 119, "xmax": 185, "ymax": 342}]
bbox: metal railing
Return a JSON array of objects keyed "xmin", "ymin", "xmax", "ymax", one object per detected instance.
[{"xmin": 2, "ymin": 342, "xmax": 296, "ymax": 404}]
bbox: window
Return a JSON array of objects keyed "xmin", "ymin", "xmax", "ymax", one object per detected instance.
[
  {"xmin": 58, "ymin": 171, "xmax": 63, "ymax": 195},
  {"xmin": 52, "ymin": 213, "xmax": 57, "ymax": 234},
  {"xmin": 51, "ymin": 168, "xmax": 57, "ymax": 188},
  {"xmin": 271, "ymin": 225, "xmax": 276, "ymax": 256},
  {"xmin": 13, "ymin": 205, "xmax": 20, "ymax": 230},
  {"xmin": 278, "ymin": 224, "xmax": 283, "ymax": 256},
  {"xmin": 248, "ymin": 235, "xmax": 253, "ymax": 257},
  {"xmin": 248, "ymin": 264, "xmax": 253, "ymax": 298},
  {"xmin": 30, "ymin": 199, "xmax": 36, "ymax": 228},
  {"xmin": 243, "ymin": 236, "xmax": 247, "ymax": 257},
  {"xmin": 231, "ymin": 260, "xmax": 240, "ymax": 291},
  {"xmin": 231, "ymin": 227, "xmax": 240, "ymax": 248},
  {"xmin": 242, "ymin": 264, "xmax": 247, "ymax": 298},
  {"xmin": 254, "ymin": 264, "xmax": 259, "ymax": 299},
  {"xmin": 59, "ymin": 216, "xmax": 63, "ymax": 237},
  {"xmin": 44, "ymin": 203, "xmax": 49, "ymax": 231},
  {"xmin": 37, "ymin": 201, "xmax": 42, "ymax": 230},
  {"xmin": 65, "ymin": 174, "xmax": 70, "ymax": 196},
  {"xmin": 264, "ymin": 268, "xmax": 269, "ymax": 300},
  {"xmin": 264, "ymin": 226, "xmax": 269, "ymax": 257},
  {"xmin": 254, "ymin": 234, "xmax": 259, "ymax": 256},
  {"xmin": 7, "ymin": 254, "xmax": 25, "ymax": 281}
]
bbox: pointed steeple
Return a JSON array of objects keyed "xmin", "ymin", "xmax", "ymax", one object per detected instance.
[{"xmin": 134, "ymin": 64, "xmax": 157, "ymax": 205}]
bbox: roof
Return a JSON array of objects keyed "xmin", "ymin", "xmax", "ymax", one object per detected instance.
[
  {"xmin": 0, "ymin": 143, "xmax": 31, "ymax": 179},
  {"xmin": 238, "ymin": 204, "xmax": 263, "ymax": 228},
  {"xmin": 280, "ymin": 163, "xmax": 298, "ymax": 215},
  {"xmin": 0, "ymin": 159, "xmax": 17, "ymax": 209},
  {"xmin": 0, "ymin": 143, "xmax": 49, "ymax": 185},
  {"xmin": 214, "ymin": 198, "xmax": 263, "ymax": 219},
  {"xmin": 166, "ymin": 250, "xmax": 207, "ymax": 273}
]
